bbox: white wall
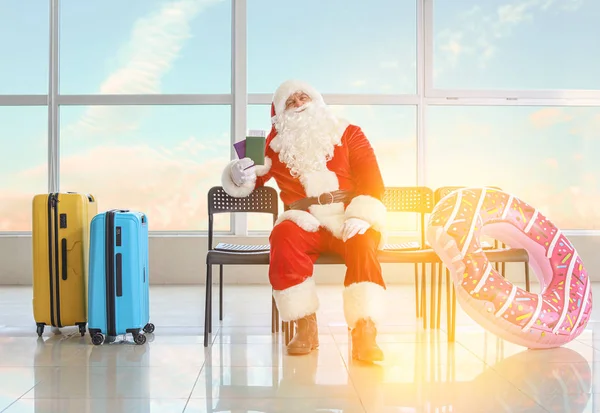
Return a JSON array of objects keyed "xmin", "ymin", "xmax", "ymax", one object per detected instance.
[{"xmin": 2, "ymin": 234, "xmax": 599, "ymax": 286}]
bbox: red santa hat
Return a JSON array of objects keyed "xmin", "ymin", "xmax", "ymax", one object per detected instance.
[{"xmin": 271, "ymin": 79, "xmax": 325, "ymax": 117}]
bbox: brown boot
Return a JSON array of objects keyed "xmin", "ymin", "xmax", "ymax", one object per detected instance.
[
  {"xmin": 287, "ymin": 313, "xmax": 319, "ymax": 355},
  {"xmin": 351, "ymin": 318, "xmax": 384, "ymax": 362}
]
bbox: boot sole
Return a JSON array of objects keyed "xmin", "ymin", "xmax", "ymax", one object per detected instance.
[{"xmin": 287, "ymin": 344, "xmax": 319, "ymax": 356}]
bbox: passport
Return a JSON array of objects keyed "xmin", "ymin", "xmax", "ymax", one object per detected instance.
[{"xmin": 233, "ymin": 129, "xmax": 266, "ymax": 167}]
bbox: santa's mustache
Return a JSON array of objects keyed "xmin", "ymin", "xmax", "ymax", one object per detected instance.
[{"xmin": 274, "ymin": 101, "xmax": 322, "ymax": 130}]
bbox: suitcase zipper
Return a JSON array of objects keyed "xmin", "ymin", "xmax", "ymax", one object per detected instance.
[
  {"xmin": 47, "ymin": 193, "xmax": 63, "ymax": 328},
  {"xmin": 52, "ymin": 194, "xmax": 63, "ymax": 328},
  {"xmin": 105, "ymin": 211, "xmax": 117, "ymax": 337},
  {"xmin": 47, "ymin": 194, "xmax": 55, "ymax": 327}
]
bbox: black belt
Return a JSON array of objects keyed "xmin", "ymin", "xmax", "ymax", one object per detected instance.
[{"xmin": 287, "ymin": 190, "xmax": 355, "ymax": 211}]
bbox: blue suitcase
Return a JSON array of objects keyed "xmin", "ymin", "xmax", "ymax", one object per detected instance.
[{"xmin": 88, "ymin": 209, "xmax": 154, "ymax": 345}]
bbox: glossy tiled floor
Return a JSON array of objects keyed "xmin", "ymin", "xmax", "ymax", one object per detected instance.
[{"xmin": 0, "ymin": 282, "xmax": 599, "ymax": 412}]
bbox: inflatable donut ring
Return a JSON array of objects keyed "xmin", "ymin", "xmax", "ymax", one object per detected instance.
[{"xmin": 426, "ymin": 187, "xmax": 592, "ymax": 349}]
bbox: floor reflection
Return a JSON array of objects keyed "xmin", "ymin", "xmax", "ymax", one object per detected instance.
[{"xmin": 0, "ymin": 285, "xmax": 597, "ymax": 413}]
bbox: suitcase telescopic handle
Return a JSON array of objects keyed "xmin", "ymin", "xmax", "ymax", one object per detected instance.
[{"xmin": 61, "ymin": 238, "xmax": 67, "ymax": 281}]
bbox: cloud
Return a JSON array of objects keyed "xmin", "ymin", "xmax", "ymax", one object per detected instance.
[
  {"xmin": 2, "ymin": 144, "xmax": 229, "ymax": 231},
  {"xmin": 61, "ymin": 0, "xmax": 222, "ymax": 141},
  {"xmin": 566, "ymin": 109, "xmax": 600, "ymax": 141},
  {"xmin": 379, "ymin": 61, "xmax": 400, "ymax": 69},
  {"xmin": 529, "ymin": 108, "xmax": 573, "ymax": 129},
  {"xmin": 545, "ymin": 158, "xmax": 558, "ymax": 168},
  {"xmin": 0, "ymin": 191, "xmax": 36, "ymax": 231},
  {"xmin": 435, "ymin": 0, "xmax": 582, "ymax": 74},
  {"xmin": 529, "ymin": 184, "xmax": 600, "ymax": 230},
  {"xmin": 169, "ymin": 136, "xmax": 208, "ymax": 157},
  {"xmin": 582, "ymin": 173, "xmax": 596, "ymax": 184},
  {"xmin": 540, "ymin": 0, "xmax": 584, "ymax": 11},
  {"xmin": 351, "ymin": 80, "xmax": 367, "ymax": 87}
]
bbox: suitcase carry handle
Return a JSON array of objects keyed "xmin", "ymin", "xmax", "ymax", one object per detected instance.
[
  {"xmin": 116, "ymin": 253, "xmax": 123, "ymax": 297},
  {"xmin": 61, "ymin": 238, "xmax": 67, "ymax": 281}
]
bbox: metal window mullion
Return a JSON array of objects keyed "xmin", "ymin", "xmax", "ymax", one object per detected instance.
[
  {"xmin": 427, "ymin": 88, "xmax": 600, "ymax": 100},
  {"xmin": 48, "ymin": 0, "xmax": 59, "ymax": 193},
  {"xmin": 0, "ymin": 95, "xmax": 48, "ymax": 106},
  {"xmin": 423, "ymin": 0, "xmax": 435, "ymax": 99},
  {"xmin": 248, "ymin": 93, "xmax": 419, "ymax": 105},
  {"xmin": 56, "ymin": 94, "xmax": 233, "ymax": 105},
  {"xmin": 417, "ymin": 0, "xmax": 429, "ymax": 188},
  {"xmin": 231, "ymin": 0, "xmax": 247, "ymax": 236},
  {"xmin": 423, "ymin": 97, "xmax": 600, "ymax": 107}
]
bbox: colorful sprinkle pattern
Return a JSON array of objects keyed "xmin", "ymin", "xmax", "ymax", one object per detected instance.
[{"xmin": 428, "ymin": 187, "xmax": 592, "ymax": 348}]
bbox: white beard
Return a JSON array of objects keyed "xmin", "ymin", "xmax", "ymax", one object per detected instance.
[{"xmin": 271, "ymin": 102, "xmax": 347, "ymax": 179}]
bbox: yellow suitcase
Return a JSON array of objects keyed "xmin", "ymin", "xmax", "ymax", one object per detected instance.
[{"xmin": 32, "ymin": 192, "xmax": 97, "ymax": 336}]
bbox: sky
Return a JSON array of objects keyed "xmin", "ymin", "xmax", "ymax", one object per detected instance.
[{"xmin": 0, "ymin": 0, "xmax": 599, "ymax": 232}]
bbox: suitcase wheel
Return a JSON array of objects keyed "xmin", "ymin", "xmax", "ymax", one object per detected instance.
[
  {"xmin": 143, "ymin": 323, "xmax": 155, "ymax": 334},
  {"xmin": 36, "ymin": 323, "xmax": 45, "ymax": 337},
  {"xmin": 77, "ymin": 323, "xmax": 87, "ymax": 337},
  {"xmin": 134, "ymin": 334, "xmax": 147, "ymax": 345},
  {"xmin": 91, "ymin": 333, "xmax": 105, "ymax": 346}
]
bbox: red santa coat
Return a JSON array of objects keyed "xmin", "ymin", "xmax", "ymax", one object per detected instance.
[{"xmin": 222, "ymin": 119, "xmax": 387, "ymax": 246}]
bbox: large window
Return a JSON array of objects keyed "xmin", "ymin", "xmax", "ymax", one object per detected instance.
[
  {"xmin": 59, "ymin": 105, "xmax": 231, "ymax": 231},
  {"xmin": 433, "ymin": 0, "xmax": 600, "ymax": 91},
  {"xmin": 58, "ymin": 0, "xmax": 232, "ymax": 94},
  {"xmin": 246, "ymin": 104, "xmax": 417, "ymax": 232},
  {"xmin": 0, "ymin": 107, "xmax": 48, "ymax": 231},
  {"xmin": 3, "ymin": 1, "xmax": 600, "ymax": 235},
  {"xmin": 0, "ymin": 1, "xmax": 49, "ymax": 94},
  {"xmin": 247, "ymin": 0, "xmax": 417, "ymax": 94},
  {"xmin": 426, "ymin": 105, "xmax": 600, "ymax": 230}
]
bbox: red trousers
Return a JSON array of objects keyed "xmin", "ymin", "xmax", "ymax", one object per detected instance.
[
  {"xmin": 269, "ymin": 220, "xmax": 385, "ymax": 290},
  {"xmin": 269, "ymin": 220, "xmax": 387, "ymax": 327}
]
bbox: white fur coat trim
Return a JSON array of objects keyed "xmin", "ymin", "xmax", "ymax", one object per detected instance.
[
  {"xmin": 275, "ymin": 210, "xmax": 320, "ymax": 232},
  {"xmin": 343, "ymin": 281, "xmax": 387, "ymax": 329},
  {"xmin": 345, "ymin": 195, "xmax": 387, "ymax": 233},
  {"xmin": 308, "ymin": 203, "xmax": 345, "ymax": 239},
  {"xmin": 273, "ymin": 277, "xmax": 320, "ymax": 322},
  {"xmin": 255, "ymin": 156, "xmax": 272, "ymax": 177},
  {"xmin": 221, "ymin": 160, "xmax": 255, "ymax": 198}
]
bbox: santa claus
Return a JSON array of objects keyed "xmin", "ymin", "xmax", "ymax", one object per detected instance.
[{"xmin": 221, "ymin": 80, "xmax": 387, "ymax": 363}]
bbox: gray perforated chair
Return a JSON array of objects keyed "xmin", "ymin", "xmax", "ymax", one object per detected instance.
[
  {"xmin": 204, "ymin": 186, "xmax": 279, "ymax": 347},
  {"xmin": 280, "ymin": 187, "xmax": 441, "ymax": 345}
]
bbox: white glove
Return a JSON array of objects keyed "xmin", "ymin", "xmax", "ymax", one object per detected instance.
[
  {"xmin": 342, "ymin": 218, "xmax": 371, "ymax": 242},
  {"xmin": 230, "ymin": 158, "xmax": 257, "ymax": 186}
]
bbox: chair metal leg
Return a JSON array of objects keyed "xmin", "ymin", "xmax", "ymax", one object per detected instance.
[
  {"xmin": 450, "ymin": 273, "xmax": 456, "ymax": 342},
  {"xmin": 275, "ymin": 301, "xmax": 280, "ymax": 333},
  {"xmin": 414, "ymin": 263, "xmax": 420, "ymax": 318},
  {"xmin": 271, "ymin": 295, "xmax": 275, "ymax": 334},
  {"xmin": 421, "ymin": 262, "xmax": 427, "ymax": 329},
  {"xmin": 436, "ymin": 262, "xmax": 442, "ymax": 329},
  {"xmin": 283, "ymin": 321, "xmax": 290, "ymax": 346},
  {"xmin": 445, "ymin": 268, "xmax": 451, "ymax": 341},
  {"xmin": 208, "ymin": 265, "xmax": 213, "ymax": 334},
  {"xmin": 219, "ymin": 265, "xmax": 224, "ymax": 321},
  {"xmin": 446, "ymin": 268, "xmax": 456, "ymax": 342},
  {"xmin": 204, "ymin": 263, "xmax": 212, "ymax": 347},
  {"xmin": 430, "ymin": 262, "xmax": 436, "ymax": 330},
  {"xmin": 271, "ymin": 294, "xmax": 280, "ymax": 334},
  {"xmin": 525, "ymin": 263, "xmax": 530, "ymax": 292}
]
